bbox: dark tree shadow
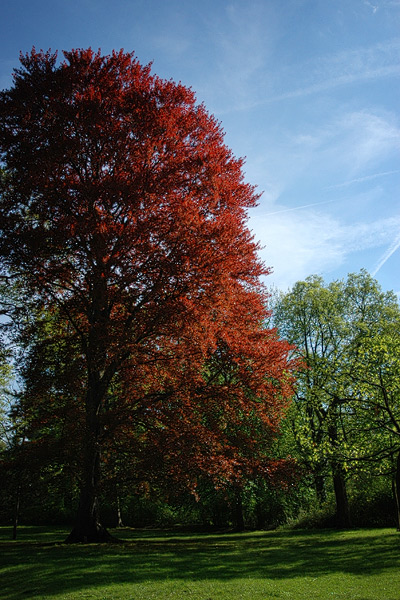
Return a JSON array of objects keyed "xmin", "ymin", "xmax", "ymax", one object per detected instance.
[{"xmin": 1, "ymin": 528, "xmax": 399, "ymax": 599}]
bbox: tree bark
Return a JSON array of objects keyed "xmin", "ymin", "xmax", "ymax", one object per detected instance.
[
  {"xmin": 332, "ymin": 463, "xmax": 351, "ymax": 528},
  {"xmin": 255, "ymin": 500, "xmax": 266, "ymax": 529},
  {"xmin": 65, "ymin": 267, "xmax": 120, "ymax": 543},
  {"xmin": 328, "ymin": 420, "xmax": 351, "ymax": 529},
  {"xmin": 393, "ymin": 450, "xmax": 400, "ymax": 531},
  {"xmin": 116, "ymin": 493, "xmax": 124, "ymax": 528},
  {"xmin": 12, "ymin": 484, "xmax": 21, "ymax": 541},
  {"xmin": 233, "ymin": 489, "xmax": 245, "ymax": 532},
  {"xmin": 65, "ymin": 379, "xmax": 116, "ymax": 543},
  {"xmin": 314, "ymin": 473, "xmax": 326, "ymax": 505},
  {"xmin": 65, "ymin": 434, "xmax": 112, "ymax": 542}
]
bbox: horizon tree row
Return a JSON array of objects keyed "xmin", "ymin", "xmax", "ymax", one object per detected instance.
[{"xmin": 1, "ymin": 269, "xmax": 399, "ymax": 533}]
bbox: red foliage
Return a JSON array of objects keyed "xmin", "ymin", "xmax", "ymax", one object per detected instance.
[{"xmin": 0, "ymin": 48, "xmax": 295, "ymax": 540}]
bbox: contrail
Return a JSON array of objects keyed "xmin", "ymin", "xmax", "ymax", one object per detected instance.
[
  {"xmin": 371, "ymin": 231, "xmax": 400, "ymax": 276},
  {"xmin": 263, "ymin": 198, "xmax": 336, "ymax": 216},
  {"xmin": 327, "ymin": 170, "xmax": 400, "ymax": 190}
]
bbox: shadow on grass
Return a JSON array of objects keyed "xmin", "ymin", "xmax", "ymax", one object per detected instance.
[{"xmin": 1, "ymin": 528, "xmax": 399, "ymax": 599}]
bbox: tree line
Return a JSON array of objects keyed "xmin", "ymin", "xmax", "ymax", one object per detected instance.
[{"xmin": 0, "ymin": 49, "xmax": 399, "ymax": 540}]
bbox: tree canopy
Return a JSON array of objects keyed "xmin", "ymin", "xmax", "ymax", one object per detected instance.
[
  {"xmin": 0, "ymin": 48, "xmax": 295, "ymax": 542},
  {"xmin": 272, "ymin": 271, "xmax": 400, "ymax": 528}
]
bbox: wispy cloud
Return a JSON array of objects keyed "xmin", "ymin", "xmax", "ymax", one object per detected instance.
[
  {"xmin": 278, "ymin": 36, "xmax": 400, "ymax": 97},
  {"xmin": 247, "ymin": 109, "xmax": 400, "ymax": 211},
  {"xmin": 364, "ymin": 1, "xmax": 379, "ymax": 14},
  {"xmin": 218, "ymin": 37, "xmax": 400, "ymax": 112},
  {"xmin": 340, "ymin": 112, "xmax": 400, "ymax": 174},
  {"xmin": 285, "ymin": 110, "xmax": 400, "ymax": 189},
  {"xmin": 269, "ymin": 67, "xmax": 400, "ymax": 104},
  {"xmin": 200, "ymin": 1, "xmax": 277, "ymax": 110},
  {"xmin": 251, "ymin": 211, "xmax": 400, "ymax": 290}
]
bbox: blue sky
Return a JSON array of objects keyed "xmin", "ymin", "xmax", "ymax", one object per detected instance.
[{"xmin": 1, "ymin": 0, "xmax": 399, "ymax": 294}]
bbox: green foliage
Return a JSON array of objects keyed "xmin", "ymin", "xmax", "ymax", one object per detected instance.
[{"xmin": 272, "ymin": 270, "xmax": 400, "ymax": 527}]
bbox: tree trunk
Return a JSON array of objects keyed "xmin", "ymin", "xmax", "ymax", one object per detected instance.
[
  {"xmin": 393, "ymin": 450, "xmax": 400, "ymax": 531},
  {"xmin": 332, "ymin": 463, "xmax": 351, "ymax": 528},
  {"xmin": 65, "ymin": 441, "xmax": 113, "ymax": 542},
  {"xmin": 314, "ymin": 473, "xmax": 326, "ymax": 505},
  {"xmin": 65, "ymin": 382, "xmax": 116, "ymax": 543},
  {"xmin": 255, "ymin": 500, "xmax": 266, "ymax": 529},
  {"xmin": 328, "ymin": 420, "xmax": 351, "ymax": 529},
  {"xmin": 116, "ymin": 493, "xmax": 124, "ymax": 528},
  {"xmin": 12, "ymin": 484, "xmax": 21, "ymax": 541},
  {"xmin": 233, "ymin": 489, "xmax": 245, "ymax": 532}
]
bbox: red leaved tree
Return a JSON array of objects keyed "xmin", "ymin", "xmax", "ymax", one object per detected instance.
[{"xmin": 0, "ymin": 48, "xmax": 295, "ymax": 542}]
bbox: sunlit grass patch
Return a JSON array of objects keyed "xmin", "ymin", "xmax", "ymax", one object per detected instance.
[{"xmin": 1, "ymin": 527, "xmax": 399, "ymax": 599}]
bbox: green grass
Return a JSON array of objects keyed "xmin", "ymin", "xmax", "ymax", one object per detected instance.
[{"xmin": 1, "ymin": 526, "xmax": 399, "ymax": 599}]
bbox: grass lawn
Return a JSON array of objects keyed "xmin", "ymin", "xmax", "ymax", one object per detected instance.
[{"xmin": 1, "ymin": 526, "xmax": 399, "ymax": 599}]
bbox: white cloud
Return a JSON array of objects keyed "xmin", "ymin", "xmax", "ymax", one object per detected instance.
[
  {"xmin": 364, "ymin": 1, "xmax": 379, "ymax": 13},
  {"xmin": 250, "ymin": 210, "xmax": 400, "ymax": 290},
  {"xmin": 337, "ymin": 111, "xmax": 400, "ymax": 175},
  {"xmin": 242, "ymin": 108, "xmax": 400, "ymax": 223},
  {"xmin": 264, "ymin": 109, "xmax": 400, "ymax": 196},
  {"xmin": 296, "ymin": 110, "xmax": 399, "ymax": 163},
  {"xmin": 243, "ymin": 105, "xmax": 400, "ymax": 291}
]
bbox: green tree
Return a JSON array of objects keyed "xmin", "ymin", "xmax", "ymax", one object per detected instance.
[
  {"xmin": 344, "ymin": 290, "xmax": 400, "ymax": 528},
  {"xmin": 272, "ymin": 270, "xmax": 400, "ymax": 528}
]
